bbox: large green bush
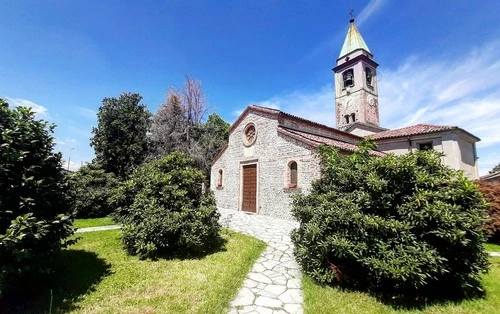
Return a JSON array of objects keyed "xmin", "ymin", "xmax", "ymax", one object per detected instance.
[
  {"xmin": 291, "ymin": 140, "xmax": 489, "ymax": 300},
  {"xmin": 0, "ymin": 100, "xmax": 74, "ymax": 295},
  {"xmin": 69, "ymin": 163, "xmax": 120, "ymax": 218},
  {"xmin": 112, "ymin": 152, "xmax": 221, "ymax": 259}
]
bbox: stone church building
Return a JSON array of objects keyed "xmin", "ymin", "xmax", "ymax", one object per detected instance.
[{"xmin": 211, "ymin": 19, "xmax": 480, "ymax": 219}]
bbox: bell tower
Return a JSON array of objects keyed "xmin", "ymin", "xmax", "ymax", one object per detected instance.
[{"xmin": 333, "ymin": 18, "xmax": 380, "ymax": 131}]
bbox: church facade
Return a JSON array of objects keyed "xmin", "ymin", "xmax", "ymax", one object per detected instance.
[{"xmin": 211, "ymin": 19, "xmax": 480, "ymax": 219}]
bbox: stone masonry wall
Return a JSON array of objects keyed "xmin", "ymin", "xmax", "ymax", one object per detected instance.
[{"xmin": 211, "ymin": 111, "xmax": 321, "ymax": 220}]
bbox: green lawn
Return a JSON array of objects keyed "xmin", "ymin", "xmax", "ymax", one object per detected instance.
[
  {"xmin": 484, "ymin": 242, "xmax": 500, "ymax": 252},
  {"xmin": 73, "ymin": 217, "xmax": 116, "ymax": 229},
  {"xmin": 5, "ymin": 229, "xmax": 266, "ymax": 314},
  {"xmin": 303, "ymin": 257, "xmax": 500, "ymax": 314}
]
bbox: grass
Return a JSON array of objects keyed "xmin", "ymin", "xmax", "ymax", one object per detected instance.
[
  {"xmin": 302, "ymin": 257, "xmax": 500, "ymax": 314},
  {"xmin": 3, "ymin": 229, "xmax": 266, "ymax": 314},
  {"xmin": 73, "ymin": 217, "xmax": 116, "ymax": 229},
  {"xmin": 484, "ymin": 242, "xmax": 500, "ymax": 252}
]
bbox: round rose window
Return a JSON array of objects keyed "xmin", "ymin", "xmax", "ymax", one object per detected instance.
[{"xmin": 243, "ymin": 123, "xmax": 257, "ymax": 146}]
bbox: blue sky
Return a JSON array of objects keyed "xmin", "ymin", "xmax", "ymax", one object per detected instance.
[{"xmin": 1, "ymin": 0, "xmax": 500, "ymax": 174}]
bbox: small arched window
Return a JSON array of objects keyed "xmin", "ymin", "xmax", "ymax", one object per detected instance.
[
  {"xmin": 217, "ymin": 169, "xmax": 223, "ymax": 187},
  {"xmin": 289, "ymin": 161, "xmax": 298, "ymax": 188},
  {"xmin": 351, "ymin": 113, "xmax": 356, "ymax": 122},
  {"xmin": 343, "ymin": 69, "xmax": 354, "ymax": 88},
  {"xmin": 345, "ymin": 115, "xmax": 350, "ymax": 124}
]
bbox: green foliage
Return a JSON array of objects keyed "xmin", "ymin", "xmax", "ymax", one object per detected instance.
[
  {"xmin": 198, "ymin": 113, "xmax": 230, "ymax": 175},
  {"xmin": 148, "ymin": 85, "xmax": 230, "ymax": 178},
  {"xmin": 69, "ymin": 163, "xmax": 120, "ymax": 218},
  {"xmin": 0, "ymin": 99, "xmax": 74, "ymax": 295},
  {"xmin": 112, "ymin": 152, "xmax": 221, "ymax": 259},
  {"xmin": 291, "ymin": 139, "xmax": 489, "ymax": 300},
  {"xmin": 91, "ymin": 93, "xmax": 151, "ymax": 178}
]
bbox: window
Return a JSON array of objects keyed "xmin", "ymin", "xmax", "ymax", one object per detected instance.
[
  {"xmin": 345, "ymin": 115, "xmax": 350, "ymax": 124},
  {"xmin": 365, "ymin": 67, "xmax": 374, "ymax": 86},
  {"xmin": 351, "ymin": 113, "xmax": 356, "ymax": 122},
  {"xmin": 289, "ymin": 161, "xmax": 298, "ymax": 188},
  {"xmin": 243, "ymin": 123, "xmax": 257, "ymax": 146},
  {"xmin": 419, "ymin": 142, "xmax": 433, "ymax": 151},
  {"xmin": 217, "ymin": 169, "xmax": 223, "ymax": 187},
  {"xmin": 343, "ymin": 69, "xmax": 354, "ymax": 88}
]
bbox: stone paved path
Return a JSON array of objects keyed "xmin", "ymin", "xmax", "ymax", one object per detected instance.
[{"xmin": 219, "ymin": 208, "xmax": 303, "ymax": 314}]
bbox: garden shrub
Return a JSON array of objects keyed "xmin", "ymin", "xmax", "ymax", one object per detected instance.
[
  {"xmin": 291, "ymin": 139, "xmax": 489, "ymax": 300},
  {"xmin": 0, "ymin": 100, "xmax": 74, "ymax": 295},
  {"xmin": 476, "ymin": 181, "xmax": 500, "ymax": 242},
  {"xmin": 112, "ymin": 152, "xmax": 221, "ymax": 259},
  {"xmin": 69, "ymin": 163, "xmax": 120, "ymax": 218}
]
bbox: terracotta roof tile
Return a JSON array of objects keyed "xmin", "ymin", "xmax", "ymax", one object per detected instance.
[
  {"xmin": 278, "ymin": 127, "xmax": 384, "ymax": 157},
  {"xmin": 371, "ymin": 124, "xmax": 463, "ymax": 140},
  {"xmin": 229, "ymin": 105, "xmax": 362, "ymax": 142}
]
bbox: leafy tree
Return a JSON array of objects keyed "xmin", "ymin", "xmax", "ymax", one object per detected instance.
[
  {"xmin": 68, "ymin": 162, "xmax": 120, "ymax": 218},
  {"xmin": 291, "ymin": 139, "xmax": 489, "ymax": 301},
  {"xmin": 112, "ymin": 152, "xmax": 221, "ymax": 259},
  {"xmin": 490, "ymin": 163, "xmax": 500, "ymax": 174},
  {"xmin": 148, "ymin": 77, "xmax": 230, "ymax": 178},
  {"xmin": 198, "ymin": 113, "xmax": 230, "ymax": 175},
  {"xmin": 0, "ymin": 99, "xmax": 74, "ymax": 295},
  {"xmin": 476, "ymin": 181, "xmax": 500, "ymax": 242},
  {"xmin": 91, "ymin": 93, "xmax": 151, "ymax": 178}
]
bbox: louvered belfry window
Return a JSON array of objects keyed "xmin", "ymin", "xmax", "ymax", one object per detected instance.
[{"xmin": 343, "ymin": 69, "xmax": 354, "ymax": 88}]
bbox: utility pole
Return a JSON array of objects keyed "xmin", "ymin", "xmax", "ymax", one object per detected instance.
[{"xmin": 67, "ymin": 147, "xmax": 74, "ymax": 171}]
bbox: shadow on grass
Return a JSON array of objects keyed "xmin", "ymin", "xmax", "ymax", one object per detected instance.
[
  {"xmin": 1, "ymin": 249, "xmax": 111, "ymax": 314},
  {"xmin": 152, "ymin": 235, "xmax": 229, "ymax": 261},
  {"xmin": 327, "ymin": 280, "xmax": 487, "ymax": 311},
  {"xmin": 378, "ymin": 287, "xmax": 486, "ymax": 311}
]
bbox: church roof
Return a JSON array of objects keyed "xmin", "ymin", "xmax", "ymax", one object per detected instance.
[
  {"xmin": 278, "ymin": 127, "xmax": 384, "ymax": 156},
  {"xmin": 370, "ymin": 123, "xmax": 480, "ymax": 141},
  {"xmin": 339, "ymin": 19, "xmax": 371, "ymax": 59},
  {"xmin": 230, "ymin": 105, "xmax": 362, "ymax": 142}
]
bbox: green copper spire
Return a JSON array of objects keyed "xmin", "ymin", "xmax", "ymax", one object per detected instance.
[{"xmin": 338, "ymin": 19, "xmax": 371, "ymax": 59}]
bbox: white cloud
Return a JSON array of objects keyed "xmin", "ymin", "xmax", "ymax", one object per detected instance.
[
  {"xmin": 356, "ymin": 0, "xmax": 389, "ymax": 26},
  {"xmin": 249, "ymin": 39, "xmax": 500, "ymax": 175},
  {"xmin": 377, "ymin": 40, "xmax": 500, "ymax": 151},
  {"xmin": 63, "ymin": 160, "xmax": 83, "ymax": 172},
  {"xmin": 5, "ymin": 97, "xmax": 48, "ymax": 117},
  {"xmin": 76, "ymin": 106, "xmax": 97, "ymax": 119},
  {"xmin": 56, "ymin": 138, "xmax": 77, "ymax": 147},
  {"xmin": 304, "ymin": 0, "xmax": 387, "ymax": 61}
]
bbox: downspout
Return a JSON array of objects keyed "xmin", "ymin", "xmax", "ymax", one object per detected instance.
[{"xmin": 407, "ymin": 136, "xmax": 412, "ymax": 152}]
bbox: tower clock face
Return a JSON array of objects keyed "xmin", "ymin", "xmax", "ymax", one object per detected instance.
[
  {"xmin": 368, "ymin": 96, "xmax": 376, "ymax": 107},
  {"xmin": 346, "ymin": 100, "xmax": 354, "ymax": 111}
]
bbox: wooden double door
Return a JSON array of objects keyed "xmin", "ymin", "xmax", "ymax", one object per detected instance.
[{"xmin": 242, "ymin": 164, "xmax": 257, "ymax": 213}]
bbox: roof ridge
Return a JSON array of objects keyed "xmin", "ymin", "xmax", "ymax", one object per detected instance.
[
  {"xmin": 248, "ymin": 104, "xmax": 362, "ymax": 141},
  {"xmin": 371, "ymin": 123, "xmax": 479, "ymax": 141},
  {"xmin": 278, "ymin": 127, "xmax": 384, "ymax": 156},
  {"xmin": 279, "ymin": 125, "xmax": 358, "ymax": 145}
]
